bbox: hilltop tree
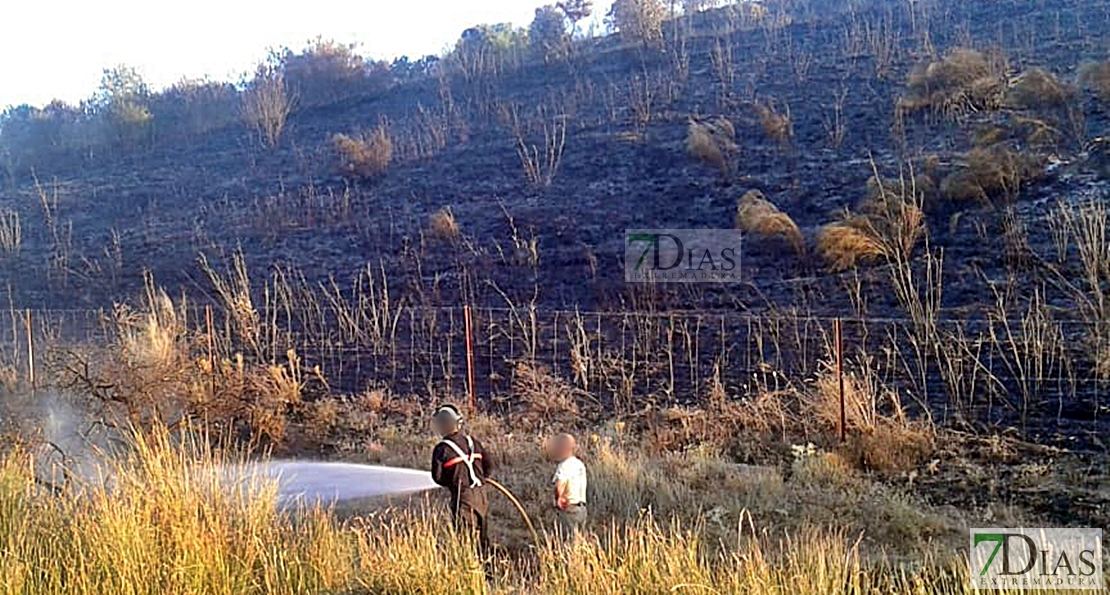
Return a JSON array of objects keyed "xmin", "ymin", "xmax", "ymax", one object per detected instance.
[
  {"xmin": 452, "ymin": 23, "xmax": 529, "ymax": 80},
  {"xmin": 391, "ymin": 55, "xmax": 440, "ymax": 81},
  {"xmin": 278, "ymin": 38, "xmax": 392, "ymax": 107},
  {"xmin": 148, "ymin": 77, "xmax": 239, "ymax": 140},
  {"xmin": 607, "ymin": 0, "xmax": 666, "ymax": 46},
  {"xmin": 96, "ymin": 65, "xmax": 153, "ymax": 145},
  {"xmin": 557, "ymin": 0, "xmax": 593, "ymax": 35},
  {"xmin": 242, "ymin": 59, "xmax": 295, "ymax": 148},
  {"xmin": 530, "ymin": 6, "xmax": 570, "ymax": 62}
]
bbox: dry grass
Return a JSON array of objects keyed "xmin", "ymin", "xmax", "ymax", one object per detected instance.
[
  {"xmin": 1004, "ymin": 67, "xmax": 1075, "ymax": 110},
  {"xmin": 511, "ymin": 361, "xmax": 582, "ymax": 428},
  {"xmin": 116, "ymin": 279, "xmax": 185, "ymax": 370},
  {"xmin": 1079, "ymin": 60, "xmax": 1110, "ymax": 102},
  {"xmin": 867, "ymin": 173, "xmax": 936, "ymax": 206},
  {"xmin": 971, "ymin": 116, "xmax": 1065, "ymax": 150},
  {"xmin": 199, "ymin": 251, "xmax": 261, "ymax": 356},
  {"xmin": 514, "ymin": 113, "xmax": 566, "ymax": 188},
  {"xmin": 809, "ymin": 361, "xmax": 933, "ymax": 473},
  {"xmin": 735, "ymin": 190, "xmax": 806, "ymax": 255},
  {"xmin": 332, "ymin": 125, "xmax": 392, "ymax": 180},
  {"xmin": 757, "ymin": 101, "xmax": 792, "ymax": 147},
  {"xmin": 940, "ymin": 144, "xmax": 1044, "ymax": 203},
  {"xmin": 816, "ymin": 220, "xmax": 888, "ymax": 271},
  {"xmin": 0, "ymin": 208, "xmax": 20, "ymax": 257},
  {"xmin": 817, "ymin": 190, "xmax": 926, "ymax": 272},
  {"xmin": 428, "ymin": 207, "xmax": 460, "ymax": 241},
  {"xmin": 57, "ymin": 274, "xmax": 326, "ymax": 445},
  {"xmin": 685, "ymin": 116, "xmax": 737, "ymax": 177},
  {"xmin": 0, "ymin": 426, "xmax": 996, "ymax": 595},
  {"xmin": 899, "ymin": 48, "xmax": 1007, "ymax": 119}
]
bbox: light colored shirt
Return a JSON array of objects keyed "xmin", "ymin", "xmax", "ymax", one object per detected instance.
[{"xmin": 553, "ymin": 456, "xmax": 587, "ymax": 505}]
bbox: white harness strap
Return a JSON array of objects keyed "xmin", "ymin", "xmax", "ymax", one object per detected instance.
[{"xmin": 440, "ymin": 436, "xmax": 482, "ymax": 488}]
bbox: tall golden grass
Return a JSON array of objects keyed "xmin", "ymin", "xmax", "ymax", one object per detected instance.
[
  {"xmin": 0, "ymin": 425, "xmax": 1078, "ymax": 594},
  {"xmin": 735, "ymin": 190, "xmax": 806, "ymax": 255}
]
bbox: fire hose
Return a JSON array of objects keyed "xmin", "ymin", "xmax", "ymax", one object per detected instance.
[{"xmin": 485, "ymin": 478, "xmax": 541, "ymax": 548}]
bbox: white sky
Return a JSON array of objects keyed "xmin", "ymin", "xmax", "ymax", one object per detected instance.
[{"xmin": 0, "ymin": 0, "xmax": 542, "ymax": 109}]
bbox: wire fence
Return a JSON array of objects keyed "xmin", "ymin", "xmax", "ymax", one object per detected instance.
[{"xmin": 5, "ymin": 304, "xmax": 1110, "ymax": 433}]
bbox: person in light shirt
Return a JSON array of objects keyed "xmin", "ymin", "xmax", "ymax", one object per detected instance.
[{"xmin": 548, "ymin": 433, "xmax": 587, "ymax": 538}]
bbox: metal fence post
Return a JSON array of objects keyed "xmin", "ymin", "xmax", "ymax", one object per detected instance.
[{"xmin": 835, "ymin": 317, "xmax": 845, "ymax": 443}]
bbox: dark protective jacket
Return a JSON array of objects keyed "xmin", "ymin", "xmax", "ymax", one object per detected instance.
[{"xmin": 431, "ymin": 431, "xmax": 495, "ymax": 514}]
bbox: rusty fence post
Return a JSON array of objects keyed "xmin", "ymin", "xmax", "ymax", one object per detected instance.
[
  {"xmin": 25, "ymin": 309, "xmax": 34, "ymax": 397},
  {"xmin": 464, "ymin": 304, "xmax": 477, "ymax": 411},
  {"xmin": 834, "ymin": 317, "xmax": 845, "ymax": 443},
  {"xmin": 205, "ymin": 305, "xmax": 216, "ymax": 395}
]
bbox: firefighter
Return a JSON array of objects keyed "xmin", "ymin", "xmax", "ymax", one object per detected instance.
[{"xmin": 430, "ymin": 404, "xmax": 494, "ymax": 554}]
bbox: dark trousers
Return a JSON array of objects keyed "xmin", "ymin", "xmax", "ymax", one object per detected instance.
[{"xmin": 452, "ymin": 490, "xmax": 490, "ymax": 556}]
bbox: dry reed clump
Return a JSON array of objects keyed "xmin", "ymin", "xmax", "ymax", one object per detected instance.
[
  {"xmin": 846, "ymin": 422, "xmax": 934, "ymax": 473},
  {"xmin": 1004, "ymin": 68, "xmax": 1075, "ymax": 111},
  {"xmin": 809, "ymin": 363, "xmax": 933, "ymax": 473},
  {"xmin": 62, "ymin": 276, "xmax": 322, "ymax": 445},
  {"xmin": 1012, "ymin": 115, "xmax": 1066, "ymax": 148},
  {"xmin": 972, "ymin": 116, "xmax": 1064, "ymax": 150},
  {"xmin": 866, "ymin": 173, "xmax": 936, "ymax": 207},
  {"xmin": 757, "ymin": 101, "xmax": 792, "ymax": 146},
  {"xmin": 685, "ymin": 116, "xmax": 737, "ymax": 177},
  {"xmin": 332, "ymin": 125, "xmax": 392, "ymax": 180},
  {"xmin": 733, "ymin": 390, "xmax": 790, "ymax": 437},
  {"xmin": 116, "ymin": 279, "xmax": 186, "ymax": 371},
  {"xmin": 735, "ymin": 190, "xmax": 806, "ymax": 255},
  {"xmin": 1078, "ymin": 60, "xmax": 1110, "ymax": 102},
  {"xmin": 511, "ymin": 361, "xmax": 582, "ymax": 428},
  {"xmin": 58, "ymin": 275, "xmax": 195, "ymax": 427},
  {"xmin": 815, "ymin": 220, "xmax": 886, "ymax": 271},
  {"xmin": 940, "ymin": 144, "xmax": 1045, "ymax": 203},
  {"xmin": 817, "ymin": 188, "xmax": 926, "ymax": 272},
  {"xmin": 648, "ymin": 404, "xmax": 744, "ymax": 455},
  {"xmin": 198, "ymin": 349, "xmax": 331, "ymax": 445},
  {"xmin": 647, "ymin": 372, "xmax": 791, "ymax": 455},
  {"xmin": 428, "ymin": 207, "xmax": 460, "ymax": 241},
  {"xmin": 899, "ymin": 48, "xmax": 1007, "ymax": 119}
]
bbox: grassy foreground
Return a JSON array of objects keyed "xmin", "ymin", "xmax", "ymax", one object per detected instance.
[{"xmin": 0, "ymin": 427, "xmax": 1084, "ymax": 595}]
